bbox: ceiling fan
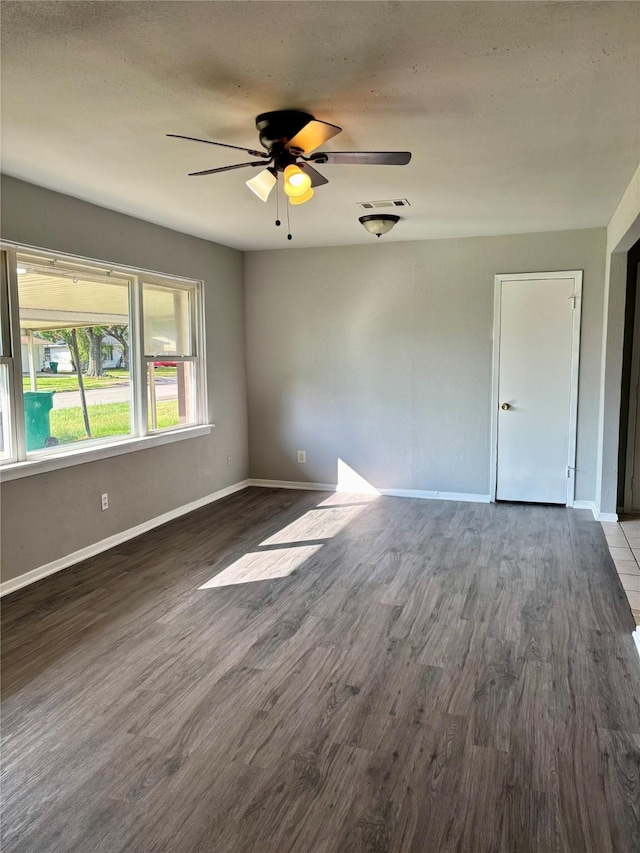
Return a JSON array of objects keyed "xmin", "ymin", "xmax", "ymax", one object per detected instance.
[{"xmin": 168, "ymin": 110, "xmax": 411, "ymax": 206}]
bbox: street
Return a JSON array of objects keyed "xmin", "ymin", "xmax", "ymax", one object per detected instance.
[{"xmin": 49, "ymin": 378, "xmax": 178, "ymax": 409}]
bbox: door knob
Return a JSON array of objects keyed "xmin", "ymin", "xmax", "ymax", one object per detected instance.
[{"xmin": 501, "ymin": 402, "xmax": 511, "ymax": 411}]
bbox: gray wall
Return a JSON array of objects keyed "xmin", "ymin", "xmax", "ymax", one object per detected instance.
[
  {"xmin": 597, "ymin": 252, "xmax": 631, "ymax": 514},
  {"xmin": 0, "ymin": 177, "xmax": 610, "ymax": 587},
  {"xmin": 245, "ymin": 229, "xmax": 606, "ymax": 499},
  {"xmin": 595, "ymin": 165, "xmax": 640, "ymax": 515},
  {"xmin": 1, "ymin": 176, "xmax": 248, "ymax": 584}
]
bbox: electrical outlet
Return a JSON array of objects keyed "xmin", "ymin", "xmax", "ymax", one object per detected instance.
[
  {"xmin": 101, "ymin": 493, "xmax": 109, "ymax": 511},
  {"xmin": 297, "ymin": 450, "xmax": 306, "ymax": 464},
  {"xmin": 227, "ymin": 455, "xmax": 232, "ymax": 467}
]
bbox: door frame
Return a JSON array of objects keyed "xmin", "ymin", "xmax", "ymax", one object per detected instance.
[
  {"xmin": 623, "ymin": 260, "xmax": 640, "ymax": 512},
  {"xmin": 490, "ymin": 270, "xmax": 583, "ymax": 506}
]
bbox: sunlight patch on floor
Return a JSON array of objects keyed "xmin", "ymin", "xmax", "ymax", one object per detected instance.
[
  {"xmin": 260, "ymin": 504, "xmax": 367, "ymax": 546},
  {"xmin": 201, "ymin": 460, "xmax": 380, "ymax": 588},
  {"xmin": 199, "ymin": 544, "xmax": 323, "ymax": 589},
  {"xmin": 259, "ymin": 460, "xmax": 379, "ymax": 546}
]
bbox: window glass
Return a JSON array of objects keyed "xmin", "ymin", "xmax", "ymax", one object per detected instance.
[
  {"xmin": 0, "ymin": 254, "xmax": 10, "ymax": 358},
  {"xmin": 0, "ymin": 365, "xmax": 12, "ymax": 460},
  {"xmin": 17, "ymin": 256, "xmax": 132, "ymax": 453},
  {"xmin": 143, "ymin": 284, "xmax": 192, "ymax": 357},
  {"xmin": 147, "ymin": 362, "xmax": 197, "ymax": 431}
]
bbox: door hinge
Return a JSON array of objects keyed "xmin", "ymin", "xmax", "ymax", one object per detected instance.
[
  {"xmin": 567, "ymin": 466, "xmax": 575, "ymax": 478},
  {"xmin": 568, "ymin": 294, "xmax": 576, "ymax": 309}
]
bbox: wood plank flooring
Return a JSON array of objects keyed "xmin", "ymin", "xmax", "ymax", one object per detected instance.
[{"xmin": 2, "ymin": 488, "xmax": 640, "ymax": 852}]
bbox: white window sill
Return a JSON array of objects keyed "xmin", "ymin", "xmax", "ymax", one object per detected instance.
[{"xmin": 0, "ymin": 424, "xmax": 214, "ymax": 482}]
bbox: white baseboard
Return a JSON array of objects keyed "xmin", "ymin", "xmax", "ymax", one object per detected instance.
[
  {"xmin": 249, "ymin": 479, "xmax": 490, "ymax": 504},
  {"xmin": 572, "ymin": 500, "xmax": 618, "ymax": 523},
  {"xmin": 248, "ymin": 479, "xmax": 337, "ymax": 492},
  {"xmin": 3, "ymin": 478, "xmax": 607, "ymax": 598},
  {"xmin": 597, "ymin": 512, "xmax": 620, "ymax": 522},
  {"xmin": 378, "ymin": 488, "xmax": 491, "ymax": 503},
  {"xmin": 0, "ymin": 480, "xmax": 249, "ymax": 597}
]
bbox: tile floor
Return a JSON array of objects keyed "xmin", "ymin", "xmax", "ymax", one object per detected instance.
[{"xmin": 601, "ymin": 515, "xmax": 640, "ymax": 625}]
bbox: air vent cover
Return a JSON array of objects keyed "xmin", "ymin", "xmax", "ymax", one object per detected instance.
[{"xmin": 357, "ymin": 199, "xmax": 411, "ymax": 210}]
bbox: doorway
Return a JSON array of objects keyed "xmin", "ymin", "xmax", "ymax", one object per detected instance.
[
  {"xmin": 618, "ymin": 240, "xmax": 640, "ymax": 512},
  {"xmin": 491, "ymin": 271, "xmax": 582, "ymax": 505}
]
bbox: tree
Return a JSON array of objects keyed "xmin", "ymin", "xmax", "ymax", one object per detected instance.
[
  {"xmin": 85, "ymin": 326, "xmax": 107, "ymax": 377},
  {"xmin": 70, "ymin": 329, "xmax": 91, "ymax": 438},
  {"xmin": 38, "ymin": 330, "xmax": 64, "ymax": 349},
  {"xmin": 107, "ymin": 324, "xmax": 129, "ymax": 370},
  {"xmin": 39, "ymin": 328, "xmax": 91, "ymax": 437},
  {"xmin": 39, "ymin": 328, "xmax": 89, "ymax": 373}
]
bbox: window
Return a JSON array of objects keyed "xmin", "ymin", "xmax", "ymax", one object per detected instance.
[
  {"xmin": 142, "ymin": 282, "xmax": 198, "ymax": 431},
  {"xmin": 0, "ymin": 245, "xmax": 207, "ymax": 474},
  {"xmin": 0, "ymin": 256, "xmax": 15, "ymax": 461}
]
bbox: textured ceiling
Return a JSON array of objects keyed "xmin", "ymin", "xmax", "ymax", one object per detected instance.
[{"xmin": 1, "ymin": 1, "xmax": 639, "ymax": 251}]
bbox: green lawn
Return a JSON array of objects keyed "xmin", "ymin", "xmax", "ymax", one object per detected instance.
[
  {"xmin": 50, "ymin": 401, "xmax": 180, "ymax": 443},
  {"xmin": 23, "ymin": 366, "xmax": 176, "ymax": 394},
  {"xmin": 23, "ymin": 370, "xmax": 131, "ymax": 393}
]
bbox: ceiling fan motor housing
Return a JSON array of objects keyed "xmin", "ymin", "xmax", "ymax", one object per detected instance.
[{"xmin": 255, "ymin": 110, "xmax": 315, "ymax": 155}]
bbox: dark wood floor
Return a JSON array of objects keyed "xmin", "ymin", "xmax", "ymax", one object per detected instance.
[{"xmin": 2, "ymin": 488, "xmax": 640, "ymax": 852}]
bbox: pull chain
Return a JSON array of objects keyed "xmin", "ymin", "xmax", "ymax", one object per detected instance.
[{"xmin": 287, "ymin": 199, "xmax": 292, "ymax": 241}]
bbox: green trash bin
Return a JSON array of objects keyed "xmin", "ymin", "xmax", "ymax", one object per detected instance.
[
  {"xmin": 49, "ymin": 361, "xmax": 58, "ymax": 374},
  {"xmin": 24, "ymin": 391, "xmax": 56, "ymax": 451}
]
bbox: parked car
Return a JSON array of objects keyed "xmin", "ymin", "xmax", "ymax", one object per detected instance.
[{"xmin": 153, "ymin": 361, "xmax": 177, "ymax": 368}]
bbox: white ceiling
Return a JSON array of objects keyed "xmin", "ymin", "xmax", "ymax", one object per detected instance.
[{"xmin": 1, "ymin": 1, "xmax": 639, "ymax": 251}]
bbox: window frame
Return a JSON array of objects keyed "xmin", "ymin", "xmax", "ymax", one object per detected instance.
[
  {"xmin": 0, "ymin": 242, "xmax": 211, "ymax": 481},
  {"xmin": 0, "ymin": 254, "xmax": 18, "ymax": 463}
]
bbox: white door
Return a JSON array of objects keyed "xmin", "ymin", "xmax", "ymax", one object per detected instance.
[{"xmin": 494, "ymin": 274, "xmax": 580, "ymax": 504}]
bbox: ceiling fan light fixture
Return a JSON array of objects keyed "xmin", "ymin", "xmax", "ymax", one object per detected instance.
[
  {"xmin": 289, "ymin": 187, "xmax": 314, "ymax": 206},
  {"xmin": 246, "ymin": 168, "xmax": 277, "ymax": 202},
  {"xmin": 169, "ymin": 113, "xmax": 413, "ymax": 237},
  {"xmin": 359, "ymin": 214, "xmax": 400, "ymax": 237},
  {"xmin": 283, "ymin": 164, "xmax": 312, "ymax": 198}
]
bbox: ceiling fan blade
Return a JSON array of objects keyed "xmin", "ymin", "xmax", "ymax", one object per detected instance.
[
  {"xmin": 167, "ymin": 134, "xmax": 269, "ymax": 159},
  {"xmin": 285, "ymin": 120, "xmax": 342, "ymax": 155},
  {"xmin": 309, "ymin": 151, "xmax": 412, "ymax": 166},
  {"xmin": 188, "ymin": 161, "xmax": 266, "ymax": 176},
  {"xmin": 297, "ymin": 162, "xmax": 329, "ymax": 187}
]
